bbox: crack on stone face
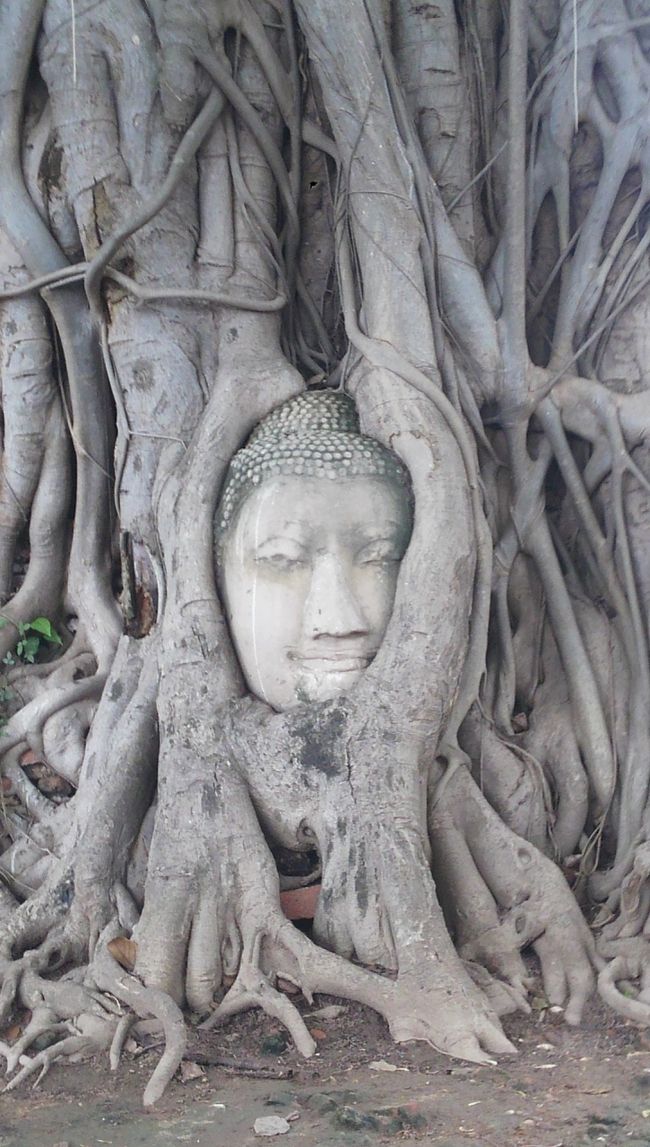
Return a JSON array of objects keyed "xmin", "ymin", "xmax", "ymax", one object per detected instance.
[{"xmin": 344, "ymin": 735, "xmax": 356, "ymax": 799}]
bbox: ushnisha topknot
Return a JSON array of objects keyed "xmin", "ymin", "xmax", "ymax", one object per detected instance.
[{"xmin": 215, "ymin": 389, "xmax": 412, "ymax": 540}]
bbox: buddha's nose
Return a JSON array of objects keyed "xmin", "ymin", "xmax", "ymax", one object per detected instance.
[{"xmin": 302, "ymin": 553, "xmax": 369, "ymax": 639}]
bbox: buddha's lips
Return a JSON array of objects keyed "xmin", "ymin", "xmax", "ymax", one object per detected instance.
[{"xmin": 290, "ymin": 652, "xmax": 376, "ymax": 672}]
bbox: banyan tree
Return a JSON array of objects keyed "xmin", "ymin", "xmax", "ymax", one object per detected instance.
[{"xmin": 0, "ymin": 0, "xmax": 649, "ymax": 1105}]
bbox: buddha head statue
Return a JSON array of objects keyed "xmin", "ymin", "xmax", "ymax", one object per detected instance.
[{"xmin": 215, "ymin": 390, "xmax": 413, "ymax": 710}]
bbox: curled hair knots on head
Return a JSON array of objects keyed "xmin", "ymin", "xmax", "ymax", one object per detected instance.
[{"xmin": 214, "ymin": 389, "xmax": 413, "ymax": 544}]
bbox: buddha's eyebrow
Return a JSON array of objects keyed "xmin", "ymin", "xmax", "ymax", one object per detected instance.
[{"xmin": 254, "ymin": 532, "xmax": 308, "ymax": 547}]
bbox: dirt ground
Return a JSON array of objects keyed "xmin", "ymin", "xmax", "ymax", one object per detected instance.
[{"xmin": 1, "ymin": 979, "xmax": 650, "ymax": 1147}]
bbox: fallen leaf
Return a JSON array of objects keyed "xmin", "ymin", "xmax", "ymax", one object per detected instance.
[
  {"xmin": 107, "ymin": 936, "xmax": 137, "ymax": 972},
  {"xmin": 309, "ymin": 1027, "xmax": 327, "ymax": 1041},
  {"xmin": 253, "ymin": 1115, "xmax": 291, "ymax": 1137},
  {"xmin": 0, "ymin": 1023, "xmax": 23, "ymax": 1044},
  {"xmin": 306, "ymin": 1005, "xmax": 347, "ymax": 1020},
  {"xmin": 277, "ymin": 978, "xmax": 300, "ymax": 995},
  {"xmin": 20, "ymin": 750, "xmax": 42, "ymax": 766}
]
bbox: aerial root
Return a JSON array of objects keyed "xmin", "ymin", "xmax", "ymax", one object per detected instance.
[
  {"xmin": 597, "ymin": 939, "xmax": 650, "ymax": 1023},
  {"xmin": 0, "ymin": 953, "xmax": 126, "ymax": 1084},
  {"xmin": 219, "ymin": 915, "xmax": 517, "ymax": 1068},
  {"xmin": 0, "ymin": 673, "xmax": 106, "ymax": 767},
  {"xmin": 3, "ymin": 1034, "xmax": 96, "ymax": 1092},
  {"xmin": 7, "ymin": 645, "xmax": 96, "ymax": 693},
  {"xmin": 1, "ymin": 1006, "xmax": 69, "ymax": 1075},
  {"xmin": 200, "ymin": 928, "xmax": 317, "ymax": 1058},
  {"xmin": 91, "ymin": 921, "xmax": 186, "ymax": 1107},
  {"xmin": 464, "ymin": 960, "xmax": 532, "ymax": 1017},
  {"xmin": 459, "ymin": 910, "xmax": 540, "ymax": 992},
  {"xmin": 1, "ymin": 919, "xmax": 191, "ymax": 1104},
  {"xmin": 109, "ymin": 1011, "xmax": 136, "ymax": 1070},
  {"xmin": 0, "ymin": 926, "xmax": 80, "ymax": 1025},
  {"xmin": 599, "ymin": 843, "xmax": 650, "ymax": 941},
  {"xmin": 0, "ymin": 962, "xmax": 30, "ymax": 1027}
]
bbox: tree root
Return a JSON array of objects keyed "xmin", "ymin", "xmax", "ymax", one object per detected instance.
[
  {"xmin": 598, "ymin": 842, "xmax": 650, "ymax": 941},
  {"xmin": 464, "ymin": 959, "xmax": 531, "ymax": 1018},
  {"xmin": 109, "ymin": 1012, "xmax": 136, "ymax": 1071},
  {"xmin": 91, "ymin": 921, "xmax": 186, "ymax": 1107},
  {"xmin": 0, "ymin": 675, "xmax": 106, "ymax": 766},
  {"xmin": 597, "ymin": 940, "xmax": 650, "ymax": 1024},
  {"xmin": 429, "ymin": 763, "xmax": 598, "ymax": 1024},
  {"xmin": 0, "ymin": 937, "xmax": 76, "ymax": 1026},
  {"xmin": 0, "ymin": 964, "xmax": 122, "ymax": 1091},
  {"xmin": 210, "ymin": 905, "xmax": 515, "ymax": 1068},
  {"xmin": 201, "ymin": 927, "xmax": 317, "ymax": 1058},
  {"xmin": 3, "ymin": 1034, "xmax": 98, "ymax": 1092},
  {"xmin": 2, "ymin": 1006, "xmax": 69, "ymax": 1075}
]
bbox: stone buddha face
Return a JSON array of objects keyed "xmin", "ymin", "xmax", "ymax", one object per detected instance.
[{"xmin": 216, "ymin": 392, "xmax": 413, "ymax": 711}]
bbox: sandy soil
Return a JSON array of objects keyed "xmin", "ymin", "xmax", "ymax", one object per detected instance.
[{"xmin": 1, "ymin": 980, "xmax": 650, "ymax": 1147}]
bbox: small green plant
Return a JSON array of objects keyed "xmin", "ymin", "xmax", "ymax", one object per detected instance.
[
  {"xmin": 0, "ymin": 615, "xmax": 62, "ymax": 666},
  {"xmin": 0, "ymin": 617, "xmax": 62, "ymax": 734}
]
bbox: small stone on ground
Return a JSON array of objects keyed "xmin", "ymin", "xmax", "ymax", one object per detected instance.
[{"xmin": 254, "ymin": 1114, "xmax": 291, "ymax": 1136}]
